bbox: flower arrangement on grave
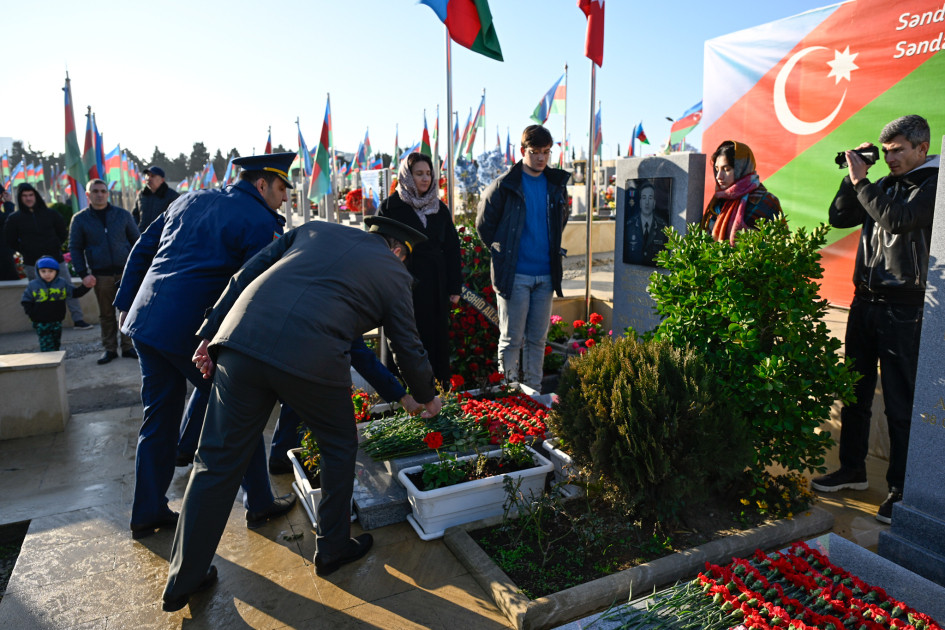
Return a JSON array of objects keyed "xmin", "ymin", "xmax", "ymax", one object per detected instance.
[
  {"xmin": 360, "ymin": 388, "xmax": 549, "ymax": 462},
  {"xmin": 344, "ymin": 188, "xmax": 362, "ymax": 213},
  {"xmin": 413, "ymin": 430, "xmax": 537, "ymax": 491},
  {"xmin": 546, "ymin": 312, "xmax": 611, "ymax": 355},
  {"xmin": 299, "ymin": 387, "xmax": 375, "ymax": 480},
  {"xmin": 614, "ymin": 541, "xmax": 942, "ymax": 630},
  {"xmin": 449, "ymin": 222, "xmax": 500, "ymax": 385}
]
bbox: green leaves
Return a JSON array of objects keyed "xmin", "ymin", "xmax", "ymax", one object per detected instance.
[{"xmin": 649, "ymin": 219, "xmax": 858, "ymax": 477}]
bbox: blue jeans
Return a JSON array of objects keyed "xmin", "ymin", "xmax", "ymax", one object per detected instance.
[{"xmin": 496, "ymin": 274, "xmax": 554, "ymax": 391}]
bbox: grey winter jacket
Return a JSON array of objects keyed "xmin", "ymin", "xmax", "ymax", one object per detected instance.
[
  {"xmin": 475, "ymin": 161, "xmax": 571, "ymax": 298},
  {"xmin": 69, "ymin": 204, "xmax": 140, "ymax": 276}
]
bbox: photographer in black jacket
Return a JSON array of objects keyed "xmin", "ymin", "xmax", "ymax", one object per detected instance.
[{"xmin": 812, "ymin": 115, "xmax": 939, "ymax": 525}]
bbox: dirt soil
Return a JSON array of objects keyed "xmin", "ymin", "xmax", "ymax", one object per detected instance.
[{"xmin": 470, "ymin": 489, "xmax": 775, "ymax": 600}]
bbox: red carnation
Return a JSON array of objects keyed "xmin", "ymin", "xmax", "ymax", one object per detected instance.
[
  {"xmin": 544, "ymin": 345, "xmax": 552, "ymax": 355},
  {"xmin": 423, "ymin": 431, "xmax": 444, "ymax": 450},
  {"xmin": 487, "ymin": 371, "xmax": 504, "ymax": 384},
  {"xmin": 508, "ymin": 432, "xmax": 525, "ymax": 444},
  {"xmin": 585, "ymin": 339, "xmax": 596, "ymax": 348},
  {"xmin": 449, "ymin": 374, "xmax": 465, "ymax": 390},
  {"xmin": 589, "ymin": 312, "xmax": 604, "ymax": 325}
]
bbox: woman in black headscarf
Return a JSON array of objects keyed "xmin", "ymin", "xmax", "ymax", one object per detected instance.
[{"xmin": 377, "ymin": 152, "xmax": 462, "ymax": 385}]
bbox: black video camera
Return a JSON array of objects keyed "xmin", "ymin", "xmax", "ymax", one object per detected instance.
[{"xmin": 835, "ymin": 146, "xmax": 880, "ymax": 169}]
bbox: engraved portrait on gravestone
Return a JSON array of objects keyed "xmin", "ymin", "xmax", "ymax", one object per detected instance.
[{"xmin": 623, "ymin": 177, "xmax": 672, "ymax": 267}]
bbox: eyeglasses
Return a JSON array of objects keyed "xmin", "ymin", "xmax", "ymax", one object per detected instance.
[{"xmin": 526, "ymin": 148, "xmax": 552, "ymax": 157}]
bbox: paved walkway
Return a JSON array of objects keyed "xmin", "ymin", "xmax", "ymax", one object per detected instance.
[{"xmin": 0, "ymin": 273, "xmax": 893, "ymax": 629}]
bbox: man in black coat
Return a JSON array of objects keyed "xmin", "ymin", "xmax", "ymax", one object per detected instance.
[
  {"xmin": 4, "ymin": 183, "xmax": 91, "ymax": 328},
  {"xmin": 132, "ymin": 165, "xmax": 179, "ymax": 231},
  {"xmin": 0, "ymin": 185, "xmax": 19, "ymax": 280}
]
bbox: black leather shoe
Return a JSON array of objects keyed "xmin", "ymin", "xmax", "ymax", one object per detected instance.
[
  {"xmin": 162, "ymin": 565, "xmax": 218, "ymax": 612},
  {"xmin": 268, "ymin": 457, "xmax": 293, "ymax": 475},
  {"xmin": 122, "ymin": 348, "xmax": 138, "ymax": 359},
  {"xmin": 315, "ymin": 534, "xmax": 374, "ymax": 576},
  {"xmin": 130, "ymin": 512, "xmax": 179, "ymax": 540},
  {"xmin": 246, "ymin": 493, "xmax": 297, "ymax": 529},
  {"xmin": 97, "ymin": 351, "xmax": 119, "ymax": 365}
]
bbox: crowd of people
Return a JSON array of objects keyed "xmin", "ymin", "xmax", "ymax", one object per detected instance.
[{"xmin": 0, "ymin": 114, "xmax": 936, "ymax": 611}]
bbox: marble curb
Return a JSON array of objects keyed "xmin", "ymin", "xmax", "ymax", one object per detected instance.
[{"xmin": 444, "ymin": 505, "xmax": 834, "ymax": 630}]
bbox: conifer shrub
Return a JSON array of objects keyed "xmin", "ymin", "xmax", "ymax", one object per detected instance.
[
  {"xmin": 549, "ymin": 337, "xmax": 752, "ymax": 522},
  {"xmin": 648, "ymin": 220, "xmax": 858, "ymax": 478}
]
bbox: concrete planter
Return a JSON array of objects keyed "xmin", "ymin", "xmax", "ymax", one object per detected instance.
[
  {"xmin": 444, "ymin": 506, "xmax": 835, "ymax": 630},
  {"xmin": 288, "ymin": 448, "xmax": 356, "ymax": 528},
  {"xmin": 397, "ymin": 446, "xmax": 553, "ymax": 541}
]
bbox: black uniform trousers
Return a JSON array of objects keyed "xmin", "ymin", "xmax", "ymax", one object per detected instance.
[
  {"xmin": 164, "ymin": 347, "xmax": 356, "ymax": 601},
  {"xmin": 839, "ymin": 296, "xmax": 923, "ymax": 490}
]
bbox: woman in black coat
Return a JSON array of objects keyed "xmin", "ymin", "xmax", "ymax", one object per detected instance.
[{"xmin": 377, "ymin": 152, "xmax": 462, "ymax": 385}]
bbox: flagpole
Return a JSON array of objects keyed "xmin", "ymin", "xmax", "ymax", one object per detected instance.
[
  {"xmin": 563, "ymin": 63, "xmax": 568, "ymax": 167},
  {"xmin": 445, "ymin": 28, "xmax": 455, "ymax": 217},
  {"xmin": 327, "ymin": 93, "xmax": 337, "ymax": 223},
  {"xmin": 433, "ymin": 104, "xmax": 440, "ymax": 181},
  {"xmin": 583, "ymin": 63, "xmax": 597, "ymax": 320}
]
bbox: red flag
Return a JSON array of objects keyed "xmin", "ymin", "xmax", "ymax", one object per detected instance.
[{"xmin": 578, "ymin": 0, "xmax": 604, "ymax": 67}]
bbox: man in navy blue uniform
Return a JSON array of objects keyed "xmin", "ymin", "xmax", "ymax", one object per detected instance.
[{"xmin": 114, "ymin": 153, "xmax": 298, "ymax": 540}]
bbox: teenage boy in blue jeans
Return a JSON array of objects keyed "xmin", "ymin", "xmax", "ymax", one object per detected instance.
[{"xmin": 476, "ymin": 125, "xmax": 570, "ymax": 392}]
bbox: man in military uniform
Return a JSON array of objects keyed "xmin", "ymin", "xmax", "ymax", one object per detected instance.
[
  {"xmin": 115, "ymin": 153, "xmax": 299, "ymax": 542},
  {"xmin": 162, "ymin": 216, "xmax": 441, "ymax": 612}
]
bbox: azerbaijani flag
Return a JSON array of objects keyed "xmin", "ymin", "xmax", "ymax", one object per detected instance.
[
  {"xmin": 669, "ymin": 101, "xmax": 703, "ymax": 145},
  {"xmin": 703, "ymin": 0, "xmax": 945, "ymax": 306},
  {"xmin": 593, "ymin": 105, "xmax": 602, "ymax": 157},
  {"xmin": 63, "ymin": 74, "xmax": 88, "ymax": 212},
  {"xmin": 635, "ymin": 122, "xmax": 649, "ymax": 145},
  {"xmin": 505, "ymin": 131, "xmax": 513, "ymax": 164},
  {"xmin": 297, "ymin": 123, "xmax": 313, "ymax": 178},
  {"xmin": 419, "ymin": 0, "xmax": 503, "ymax": 61},
  {"xmin": 82, "ymin": 111, "xmax": 100, "ymax": 180},
  {"xmin": 105, "ymin": 145, "xmax": 122, "ymax": 191},
  {"xmin": 578, "ymin": 0, "xmax": 605, "ymax": 67},
  {"xmin": 452, "ymin": 117, "xmax": 460, "ymax": 154},
  {"xmin": 265, "ymin": 129, "xmax": 272, "ymax": 155},
  {"xmin": 457, "ymin": 108, "xmax": 473, "ymax": 158},
  {"xmin": 26, "ymin": 163, "xmax": 36, "ymax": 184},
  {"xmin": 177, "ymin": 179, "xmax": 190, "ymax": 192},
  {"xmin": 1, "ymin": 153, "xmax": 10, "ymax": 185},
  {"xmin": 464, "ymin": 95, "xmax": 486, "ymax": 159},
  {"xmin": 531, "ymin": 74, "xmax": 566, "ymax": 124},
  {"xmin": 93, "ymin": 114, "xmax": 106, "ymax": 184},
  {"xmin": 420, "ymin": 113, "xmax": 433, "ymax": 158},
  {"xmin": 352, "ymin": 140, "xmax": 364, "ymax": 171},
  {"xmin": 11, "ymin": 161, "xmax": 26, "ymax": 186},
  {"xmin": 309, "ymin": 96, "xmax": 333, "ymax": 200},
  {"xmin": 35, "ymin": 163, "xmax": 45, "ymax": 186}
]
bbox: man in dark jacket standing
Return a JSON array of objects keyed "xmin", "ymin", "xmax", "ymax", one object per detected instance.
[
  {"xmin": 476, "ymin": 125, "xmax": 570, "ymax": 392},
  {"xmin": 114, "ymin": 153, "xmax": 297, "ymax": 546},
  {"xmin": 4, "ymin": 182, "xmax": 91, "ymax": 328},
  {"xmin": 70, "ymin": 179, "xmax": 140, "ymax": 364},
  {"xmin": 813, "ymin": 115, "xmax": 939, "ymax": 525},
  {"xmin": 0, "ymin": 185, "xmax": 19, "ymax": 280},
  {"xmin": 132, "ymin": 165, "xmax": 179, "ymax": 231}
]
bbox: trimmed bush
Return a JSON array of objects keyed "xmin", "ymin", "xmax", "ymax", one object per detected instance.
[
  {"xmin": 549, "ymin": 337, "xmax": 752, "ymax": 522},
  {"xmin": 648, "ymin": 220, "xmax": 858, "ymax": 476}
]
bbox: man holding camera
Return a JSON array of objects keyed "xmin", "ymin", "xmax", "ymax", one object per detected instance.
[{"xmin": 812, "ymin": 115, "xmax": 939, "ymax": 525}]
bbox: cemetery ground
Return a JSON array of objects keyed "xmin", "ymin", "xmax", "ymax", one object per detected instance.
[{"xmin": 0, "ymin": 269, "xmax": 894, "ymax": 629}]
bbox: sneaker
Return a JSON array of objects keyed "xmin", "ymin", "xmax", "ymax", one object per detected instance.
[
  {"xmin": 74, "ymin": 320, "xmax": 94, "ymax": 330},
  {"xmin": 876, "ymin": 488, "xmax": 903, "ymax": 524},
  {"xmin": 810, "ymin": 467, "xmax": 868, "ymax": 492}
]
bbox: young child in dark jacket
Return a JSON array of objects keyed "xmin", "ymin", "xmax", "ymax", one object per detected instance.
[{"xmin": 21, "ymin": 256, "xmax": 91, "ymax": 351}]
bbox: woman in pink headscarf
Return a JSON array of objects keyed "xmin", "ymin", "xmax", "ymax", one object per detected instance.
[{"xmin": 701, "ymin": 140, "xmax": 783, "ymax": 243}]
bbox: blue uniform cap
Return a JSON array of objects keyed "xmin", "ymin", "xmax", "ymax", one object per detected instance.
[
  {"xmin": 36, "ymin": 256, "xmax": 60, "ymax": 271},
  {"xmin": 232, "ymin": 152, "xmax": 297, "ymax": 189}
]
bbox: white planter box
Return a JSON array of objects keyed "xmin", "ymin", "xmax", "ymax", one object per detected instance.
[
  {"xmin": 541, "ymin": 438, "xmax": 584, "ymax": 499},
  {"xmin": 397, "ymin": 446, "xmax": 553, "ymax": 540},
  {"xmin": 288, "ymin": 448, "xmax": 356, "ymax": 528}
]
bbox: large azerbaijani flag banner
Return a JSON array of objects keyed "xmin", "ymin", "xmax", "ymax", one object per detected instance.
[{"xmin": 702, "ymin": 0, "xmax": 945, "ymax": 307}]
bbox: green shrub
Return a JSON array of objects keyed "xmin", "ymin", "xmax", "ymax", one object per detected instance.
[
  {"xmin": 549, "ymin": 337, "xmax": 752, "ymax": 522},
  {"xmin": 648, "ymin": 220, "xmax": 858, "ymax": 477}
]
